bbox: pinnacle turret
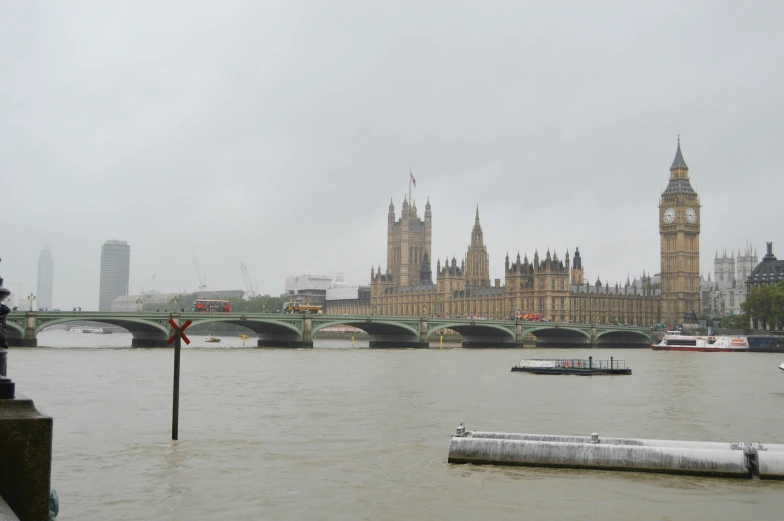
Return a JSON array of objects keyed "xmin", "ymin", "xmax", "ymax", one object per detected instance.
[
  {"xmin": 671, "ymin": 137, "xmax": 688, "ymax": 170},
  {"xmin": 401, "ymin": 195, "xmax": 410, "ymax": 218},
  {"xmin": 664, "ymin": 137, "xmax": 695, "ymax": 194},
  {"xmin": 470, "ymin": 205, "xmax": 484, "ymax": 246}
]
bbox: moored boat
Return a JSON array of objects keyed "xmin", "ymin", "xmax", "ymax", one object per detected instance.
[
  {"xmin": 652, "ymin": 335, "xmax": 749, "ymax": 352},
  {"xmin": 779, "ymin": 363, "xmax": 784, "ymax": 371},
  {"xmin": 512, "ymin": 357, "xmax": 631, "ymax": 375},
  {"xmin": 205, "ymin": 334, "xmax": 221, "ymax": 343},
  {"xmin": 83, "ymin": 326, "xmax": 104, "ymax": 334}
]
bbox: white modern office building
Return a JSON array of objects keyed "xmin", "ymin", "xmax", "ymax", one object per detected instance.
[
  {"xmin": 98, "ymin": 240, "xmax": 131, "ymax": 311},
  {"xmin": 37, "ymin": 246, "xmax": 54, "ymax": 309}
]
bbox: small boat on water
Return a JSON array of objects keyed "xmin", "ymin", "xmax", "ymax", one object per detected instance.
[
  {"xmin": 512, "ymin": 357, "xmax": 631, "ymax": 375},
  {"xmin": 205, "ymin": 334, "xmax": 221, "ymax": 343},
  {"xmin": 69, "ymin": 327, "xmax": 83, "ymax": 333},
  {"xmin": 779, "ymin": 363, "xmax": 784, "ymax": 371},
  {"xmin": 653, "ymin": 335, "xmax": 749, "ymax": 352}
]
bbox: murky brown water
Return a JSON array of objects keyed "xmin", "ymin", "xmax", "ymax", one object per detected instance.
[{"xmin": 9, "ymin": 332, "xmax": 784, "ymax": 520}]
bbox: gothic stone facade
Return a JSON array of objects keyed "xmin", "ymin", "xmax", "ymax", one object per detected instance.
[
  {"xmin": 659, "ymin": 139, "xmax": 701, "ymax": 325},
  {"xmin": 327, "ymin": 141, "xmax": 702, "ymax": 326},
  {"xmin": 699, "ymin": 247, "xmax": 757, "ymax": 316}
]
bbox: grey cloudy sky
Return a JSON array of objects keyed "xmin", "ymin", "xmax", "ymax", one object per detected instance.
[{"xmin": 2, "ymin": 1, "xmax": 783, "ymax": 310}]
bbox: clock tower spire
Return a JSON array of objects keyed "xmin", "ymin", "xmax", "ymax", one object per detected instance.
[{"xmin": 659, "ymin": 137, "xmax": 701, "ymax": 326}]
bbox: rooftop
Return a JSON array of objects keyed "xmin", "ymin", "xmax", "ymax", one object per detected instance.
[{"xmin": 748, "ymin": 242, "xmax": 784, "ymax": 286}]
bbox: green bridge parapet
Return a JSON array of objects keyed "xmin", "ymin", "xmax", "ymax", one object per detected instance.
[{"xmin": 5, "ymin": 311, "xmax": 653, "ymax": 349}]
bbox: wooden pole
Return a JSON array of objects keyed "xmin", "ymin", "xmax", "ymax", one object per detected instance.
[{"xmin": 172, "ymin": 327, "xmax": 181, "ymax": 440}]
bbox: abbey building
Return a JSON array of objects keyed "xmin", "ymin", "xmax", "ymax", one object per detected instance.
[{"xmin": 326, "ymin": 141, "xmax": 702, "ymax": 326}]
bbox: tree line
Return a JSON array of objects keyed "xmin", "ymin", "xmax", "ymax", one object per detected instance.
[
  {"xmin": 140, "ymin": 294, "xmax": 286, "ymax": 313},
  {"xmin": 138, "ymin": 294, "xmax": 288, "ymax": 334},
  {"xmin": 742, "ymin": 280, "xmax": 784, "ymax": 330}
]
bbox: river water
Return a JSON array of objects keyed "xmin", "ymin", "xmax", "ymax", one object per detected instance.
[{"xmin": 9, "ymin": 331, "xmax": 784, "ymax": 520}]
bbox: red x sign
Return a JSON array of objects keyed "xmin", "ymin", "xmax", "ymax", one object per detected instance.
[{"xmin": 168, "ymin": 319, "xmax": 192, "ymax": 345}]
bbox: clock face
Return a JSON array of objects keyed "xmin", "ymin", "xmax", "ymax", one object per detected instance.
[
  {"xmin": 686, "ymin": 207, "xmax": 697, "ymax": 223},
  {"xmin": 663, "ymin": 207, "xmax": 676, "ymax": 224}
]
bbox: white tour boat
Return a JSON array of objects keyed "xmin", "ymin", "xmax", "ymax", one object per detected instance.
[
  {"xmin": 652, "ymin": 335, "xmax": 750, "ymax": 352},
  {"xmin": 83, "ymin": 326, "xmax": 104, "ymax": 334}
]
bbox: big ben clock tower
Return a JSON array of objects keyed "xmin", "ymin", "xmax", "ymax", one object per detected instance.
[{"xmin": 659, "ymin": 138, "xmax": 701, "ymax": 326}]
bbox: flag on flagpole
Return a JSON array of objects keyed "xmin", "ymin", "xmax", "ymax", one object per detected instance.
[{"xmin": 410, "ymin": 170, "xmax": 416, "ymax": 187}]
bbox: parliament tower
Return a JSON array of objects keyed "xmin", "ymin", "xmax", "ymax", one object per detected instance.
[
  {"xmin": 387, "ymin": 196, "xmax": 432, "ymax": 286},
  {"xmin": 659, "ymin": 139, "xmax": 701, "ymax": 325},
  {"xmin": 465, "ymin": 206, "xmax": 490, "ymax": 286}
]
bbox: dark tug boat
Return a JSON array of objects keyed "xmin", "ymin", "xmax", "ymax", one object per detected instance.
[{"xmin": 511, "ymin": 357, "xmax": 631, "ymax": 376}]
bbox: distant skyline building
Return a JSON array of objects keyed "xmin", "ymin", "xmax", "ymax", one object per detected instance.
[
  {"xmin": 98, "ymin": 240, "xmax": 131, "ymax": 311},
  {"xmin": 699, "ymin": 245, "xmax": 757, "ymax": 316},
  {"xmin": 283, "ymin": 274, "xmax": 334, "ymax": 306},
  {"xmin": 37, "ymin": 246, "xmax": 54, "ymax": 309}
]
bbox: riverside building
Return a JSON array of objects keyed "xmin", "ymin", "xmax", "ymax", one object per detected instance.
[
  {"xmin": 326, "ymin": 140, "xmax": 702, "ymax": 326},
  {"xmin": 37, "ymin": 246, "xmax": 54, "ymax": 310},
  {"xmin": 98, "ymin": 240, "xmax": 131, "ymax": 311}
]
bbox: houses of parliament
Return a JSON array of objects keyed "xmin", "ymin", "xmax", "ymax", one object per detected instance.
[{"xmin": 326, "ymin": 140, "xmax": 701, "ymax": 327}]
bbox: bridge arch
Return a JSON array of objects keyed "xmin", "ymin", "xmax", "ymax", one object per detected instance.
[
  {"xmin": 36, "ymin": 316, "xmax": 171, "ymax": 347},
  {"xmin": 4, "ymin": 320, "xmax": 25, "ymax": 341},
  {"xmin": 189, "ymin": 316, "xmax": 304, "ymax": 347},
  {"xmin": 596, "ymin": 329, "xmax": 651, "ymax": 346},
  {"xmin": 523, "ymin": 325, "xmax": 591, "ymax": 347},
  {"xmin": 312, "ymin": 319, "xmax": 424, "ymax": 348},
  {"xmin": 428, "ymin": 321, "xmax": 516, "ymax": 348}
]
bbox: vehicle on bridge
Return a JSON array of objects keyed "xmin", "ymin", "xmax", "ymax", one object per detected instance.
[
  {"xmin": 513, "ymin": 312, "xmax": 542, "ymax": 322},
  {"xmin": 283, "ymin": 303, "xmax": 323, "ymax": 314},
  {"xmin": 192, "ymin": 299, "xmax": 231, "ymax": 312}
]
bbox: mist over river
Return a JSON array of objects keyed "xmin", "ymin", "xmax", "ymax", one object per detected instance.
[{"xmin": 10, "ymin": 331, "xmax": 784, "ymax": 520}]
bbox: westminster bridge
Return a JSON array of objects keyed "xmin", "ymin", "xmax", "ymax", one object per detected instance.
[{"xmin": 4, "ymin": 310, "xmax": 654, "ymax": 348}]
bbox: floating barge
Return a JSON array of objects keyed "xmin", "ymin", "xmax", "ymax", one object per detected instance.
[
  {"xmin": 447, "ymin": 426, "xmax": 784, "ymax": 479},
  {"xmin": 512, "ymin": 357, "xmax": 631, "ymax": 375}
]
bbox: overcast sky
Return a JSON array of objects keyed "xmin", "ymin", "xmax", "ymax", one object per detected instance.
[{"xmin": 2, "ymin": 1, "xmax": 783, "ymax": 310}]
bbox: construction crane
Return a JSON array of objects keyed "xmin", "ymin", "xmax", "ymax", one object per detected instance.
[
  {"xmin": 193, "ymin": 255, "xmax": 207, "ymax": 291},
  {"xmin": 240, "ymin": 261, "xmax": 259, "ymax": 298},
  {"xmin": 139, "ymin": 274, "xmax": 156, "ymax": 297}
]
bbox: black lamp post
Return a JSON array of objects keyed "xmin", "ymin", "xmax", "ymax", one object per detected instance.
[{"xmin": 0, "ymin": 258, "xmax": 16, "ymax": 399}]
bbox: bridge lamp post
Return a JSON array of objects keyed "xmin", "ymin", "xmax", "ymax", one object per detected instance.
[
  {"xmin": 1, "ymin": 259, "xmax": 16, "ymax": 398},
  {"xmin": 172, "ymin": 295, "xmax": 179, "ymax": 312},
  {"xmin": 27, "ymin": 293, "xmax": 36, "ymax": 312}
]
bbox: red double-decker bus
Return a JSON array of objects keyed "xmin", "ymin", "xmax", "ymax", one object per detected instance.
[
  {"xmin": 514, "ymin": 312, "xmax": 542, "ymax": 321},
  {"xmin": 192, "ymin": 299, "xmax": 230, "ymax": 312}
]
